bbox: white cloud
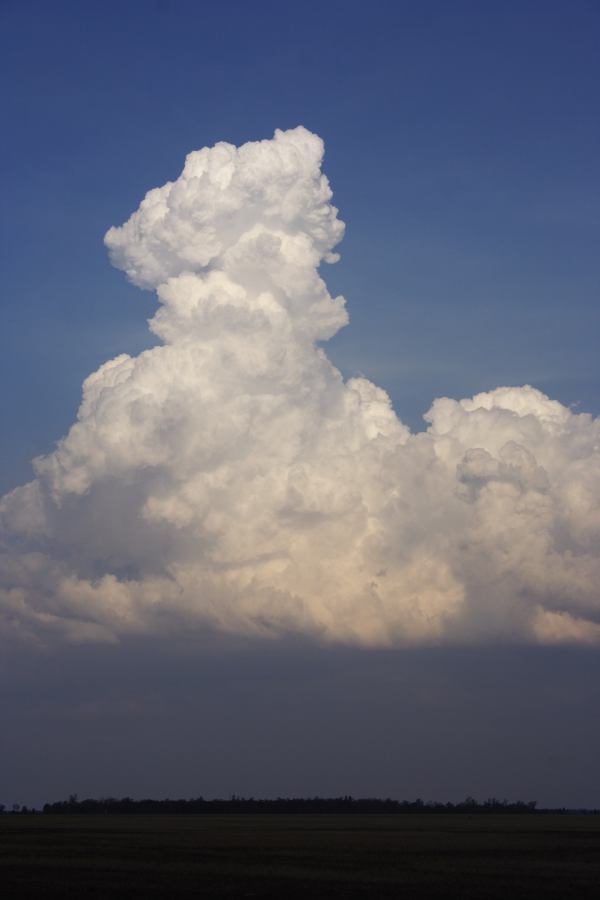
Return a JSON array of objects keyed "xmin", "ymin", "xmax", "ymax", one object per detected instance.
[{"xmin": 2, "ymin": 127, "xmax": 600, "ymax": 647}]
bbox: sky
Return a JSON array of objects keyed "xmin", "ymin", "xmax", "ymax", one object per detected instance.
[{"xmin": 1, "ymin": 0, "xmax": 599, "ymax": 809}]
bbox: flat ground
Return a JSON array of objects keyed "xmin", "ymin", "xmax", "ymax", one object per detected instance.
[{"xmin": 1, "ymin": 814, "xmax": 599, "ymax": 898}]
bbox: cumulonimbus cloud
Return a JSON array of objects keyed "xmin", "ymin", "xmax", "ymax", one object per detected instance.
[{"xmin": 2, "ymin": 126, "xmax": 600, "ymax": 647}]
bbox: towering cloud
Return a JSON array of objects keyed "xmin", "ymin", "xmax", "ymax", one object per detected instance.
[{"xmin": 1, "ymin": 127, "xmax": 600, "ymax": 647}]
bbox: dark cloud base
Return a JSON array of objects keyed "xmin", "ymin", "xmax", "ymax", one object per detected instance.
[{"xmin": 3, "ymin": 637, "xmax": 599, "ymax": 810}]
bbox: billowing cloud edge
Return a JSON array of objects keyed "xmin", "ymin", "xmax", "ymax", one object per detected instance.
[{"xmin": 1, "ymin": 126, "xmax": 599, "ymax": 649}]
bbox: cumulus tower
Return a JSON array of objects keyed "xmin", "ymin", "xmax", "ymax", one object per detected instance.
[{"xmin": 1, "ymin": 127, "xmax": 600, "ymax": 646}]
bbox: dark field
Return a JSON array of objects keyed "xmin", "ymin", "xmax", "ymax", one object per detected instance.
[{"xmin": 2, "ymin": 814, "xmax": 600, "ymax": 899}]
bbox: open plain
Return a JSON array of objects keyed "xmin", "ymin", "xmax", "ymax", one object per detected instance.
[{"xmin": 2, "ymin": 814, "xmax": 600, "ymax": 898}]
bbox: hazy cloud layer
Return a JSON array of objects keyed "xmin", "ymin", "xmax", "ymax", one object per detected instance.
[
  {"xmin": 4, "ymin": 637, "xmax": 600, "ymax": 809},
  {"xmin": 1, "ymin": 127, "xmax": 599, "ymax": 647}
]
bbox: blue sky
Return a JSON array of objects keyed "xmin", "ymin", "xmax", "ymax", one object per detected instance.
[{"xmin": 1, "ymin": 0, "xmax": 598, "ymax": 492}]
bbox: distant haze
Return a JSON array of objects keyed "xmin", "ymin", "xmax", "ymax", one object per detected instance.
[{"xmin": 3, "ymin": 634, "xmax": 600, "ymax": 810}]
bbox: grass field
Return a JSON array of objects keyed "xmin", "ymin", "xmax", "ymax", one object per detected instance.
[{"xmin": 2, "ymin": 814, "xmax": 599, "ymax": 898}]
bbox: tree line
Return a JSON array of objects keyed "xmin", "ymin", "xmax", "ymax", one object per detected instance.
[{"xmin": 2, "ymin": 795, "xmax": 544, "ymax": 815}]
